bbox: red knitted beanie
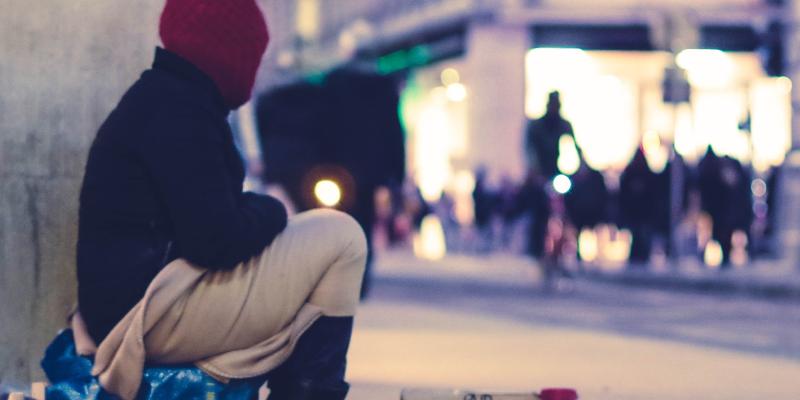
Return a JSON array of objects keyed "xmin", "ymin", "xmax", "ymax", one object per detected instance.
[{"xmin": 159, "ymin": 0, "xmax": 269, "ymax": 109}]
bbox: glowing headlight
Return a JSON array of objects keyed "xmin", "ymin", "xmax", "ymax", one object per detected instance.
[{"xmin": 314, "ymin": 179, "xmax": 342, "ymax": 207}]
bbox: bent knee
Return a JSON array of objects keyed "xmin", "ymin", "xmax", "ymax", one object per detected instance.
[
  {"xmin": 329, "ymin": 210, "xmax": 368, "ymax": 264},
  {"xmin": 296, "ymin": 209, "xmax": 367, "ymax": 259}
]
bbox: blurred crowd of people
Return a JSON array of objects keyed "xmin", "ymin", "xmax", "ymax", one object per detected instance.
[
  {"xmin": 375, "ymin": 148, "xmax": 777, "ymax": 271},
  {"xmin": 372, "ymin": 91, "xmax": 780, "ymax": 271},
  {"xmin": 256, "ymin": 76, "xmax": 781, "ymax": 273}
]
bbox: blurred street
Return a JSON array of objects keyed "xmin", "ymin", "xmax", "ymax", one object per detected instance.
[{"xmin": 347, "ymin": 251, "xmax": 800, "ymax": 400}]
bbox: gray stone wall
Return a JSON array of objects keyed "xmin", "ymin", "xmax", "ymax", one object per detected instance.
[{"xmin": 0, "ymin": 0, "xmax": 163, "ymax": 386}]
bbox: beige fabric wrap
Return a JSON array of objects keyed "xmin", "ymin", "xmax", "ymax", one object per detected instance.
[{"xmin": 75, "ymin": 209, "xmax": 367, "ymax": 400}]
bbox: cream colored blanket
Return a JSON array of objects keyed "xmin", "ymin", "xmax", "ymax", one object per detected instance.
[{"xmin": 73, "ymin": 259, "xmax": 322, "ymax": 400}]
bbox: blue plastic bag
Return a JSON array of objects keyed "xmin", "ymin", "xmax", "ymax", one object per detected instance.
[{"xmin": 41, "ymin": 330, "xmax": 264, "ymax": 400}]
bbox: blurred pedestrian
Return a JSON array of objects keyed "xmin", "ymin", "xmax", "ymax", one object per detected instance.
[
  {"xmin": 564, "ymin": 155, "xmax": 608, "ymax": 259},
  {"xmin": 763, "ymin": 166, "xmax": 781, "ymax": 254},
  {"xmin": 258, "ymin": 69, "xmax": 406, "ymax": 299},
  {"xmin": 323, "ymin": 69, "xmax": 406, "ymax": 297},
  {"xmin": 619, "ymin": 148, "xmax": 657, "ymax": 265},
  {"xmin": 74, "ymin": 1, "xmax": 365, "ymax": 399},
  {"xmin": 516, "ymin": 169, "xmax": 552, "ymax": 259},
  {"xmin": 473, "ymin": 166, "xmax": 496, "ymax": 252},
  {"xmin": 698, "ymin": 147, "xmax": 752, "ymax": 267},
  {"xmin": 564, "ymin": 155, "xmax": 607, "ymax": 231},
  {"xmin": 526, "ymin": 91, "xmax": 576, "ymax": 179},
  {"xmin": 652, "ymin": 152, "xmax": 689, "ymax": 258},
  {"xmin": 497, "ymin": 174, "xmax": 520, "ymax": 250}
]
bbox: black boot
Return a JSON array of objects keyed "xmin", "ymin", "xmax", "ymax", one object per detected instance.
[
  {"xmin": 267, "ymin": 316, "xmax": 353, "ymax": 400},
  {"xmin": 266, "ymin": 379, "xmax": 348, "ymax": 400}
]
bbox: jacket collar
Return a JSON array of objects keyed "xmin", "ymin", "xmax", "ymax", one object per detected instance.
[{"xmin": 152, "ymin": 47, "xmax": 229, "ymax": 114}]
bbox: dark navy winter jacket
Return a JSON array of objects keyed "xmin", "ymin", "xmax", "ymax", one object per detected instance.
[{"xmin": 77, "ymin": 48, "xmax": 287, "ymax": 343}]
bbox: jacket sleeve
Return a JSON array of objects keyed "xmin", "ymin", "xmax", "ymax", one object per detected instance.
[{"xmin": 136, "ymin": 112, "xmax": 287, "ymax": 270}]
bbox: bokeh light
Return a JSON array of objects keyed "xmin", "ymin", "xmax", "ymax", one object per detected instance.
[
  {"xmin": 557, "ymin": 134, "xmax": 581, "ymax": 175},
  {"xmin": 751, "ymin": 179, "xmax": 767, "ymax": 198},
  {"xmin": 553, "ymin": 174, "xmax": 572, "ymax": 194},
  {"xmin": 314, "ymin": 179, "xmax": 342, "ymax": 207},
  {"xmin": 704, "ymin": 240, "xmax": 723, "ymax": 269},
  {"xmin": 441, "ymin": 68, "xmax": 460, "ymax": 86},
  {"xmin": 413, "ymin": 215, "xmax": 447, "ymax": 260},
  {"xmin": 676, "ymin": 49, "xmax": 735, "ymax": 88},
  {"xmin": 446, "ymin": 83, "xmax": 467, "ymax": 102},
  {"xmin": 578, "ymin": 229, "xmax": 599, "ymax": 263}
]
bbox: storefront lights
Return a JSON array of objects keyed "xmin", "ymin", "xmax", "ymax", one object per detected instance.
[
  {"xmin": 676, "ymin": 49, "xmax": 734, "ymax": 88},
  {"xmin": 441, "ymin": 68, "xmax": 460, "ymax": 86},
  {"xmin": 557, "ymin": 135, "xmax": 580, "ymax": 175},
  {"xmin": 446, "ymin": 83, "xmax": 467, "ymax": 102}
]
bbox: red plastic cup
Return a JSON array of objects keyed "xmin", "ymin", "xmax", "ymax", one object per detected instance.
[{"xmin": 540, "ymin": 388, "xmax": 578, "ymax": 400}]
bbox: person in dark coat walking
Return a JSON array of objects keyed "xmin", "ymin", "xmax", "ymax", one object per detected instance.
[
  {"xmin": 564, "ymin": 156, "xmax": 607, "ymax": 234},
  {"xmin": 516, "ymin": 169, "xmax": 552, "ymax": 259},
  {"xmin": 257, "ymin": 68, "xmax": 406, "ymax": 299},
  {"xmin": 619, "ymin": 148, "xmax": 657, "ymax": 265},
  {"xmin": 698, "ymin": 147, "xmax": 753, "ymax": 267},
  {"xmin": 323, "ymin": 68, "xmax": 406, "ymax": 298},
  {"xmin": 526, "ymin": 91, "xmax": 576, "ymax": 179},
  {"xmin": 75, "ymin": 1, "xmax": 366, "ymax": 399},
  {"xmin": 472, "ymin": 166, "xmax": 495, "ymax": 252},
  {"xmin": 652, "ymin": 153, "xmax": 689, "ymax": 257},
  {"xmin": 497, "ymin": 174, "xmax": 521, "ymax": 249}
]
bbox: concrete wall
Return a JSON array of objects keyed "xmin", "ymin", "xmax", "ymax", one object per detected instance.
[
  {"xmin": 0, "ymin": 0, "xmax": 163, "ymax": 386},
  {"xmin": 0, "ymin": 0, "xmax": 294, "ymax": 387},
  {"xmin": 464, "ymin": 22, "xmax": 529, "ymax": 181}
]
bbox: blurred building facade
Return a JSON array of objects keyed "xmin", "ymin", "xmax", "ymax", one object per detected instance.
[
  {"xmin": 259, "ymin": 0, "xmax": 799, "ymax": 262},
  {"xmin": 262, "ymin": 0, "xmax": 792, "ymax": 195}
]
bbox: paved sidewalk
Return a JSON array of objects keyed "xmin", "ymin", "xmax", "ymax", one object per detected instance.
[
  {"xmin": 582, "ymin": 258, "xmax": 800, "ymax": 300},
  {"xmin": 374, "ymin": 249, "xmax": 800, "ymax": 300},
  {"xmin": 345, "ymin": 250, "xmax": 800, "ymax": 400}
]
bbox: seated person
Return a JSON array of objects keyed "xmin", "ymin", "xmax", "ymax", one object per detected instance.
[{"xmin": 75, "ymin": 1, "xmax": 366, "ymax": 399}]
